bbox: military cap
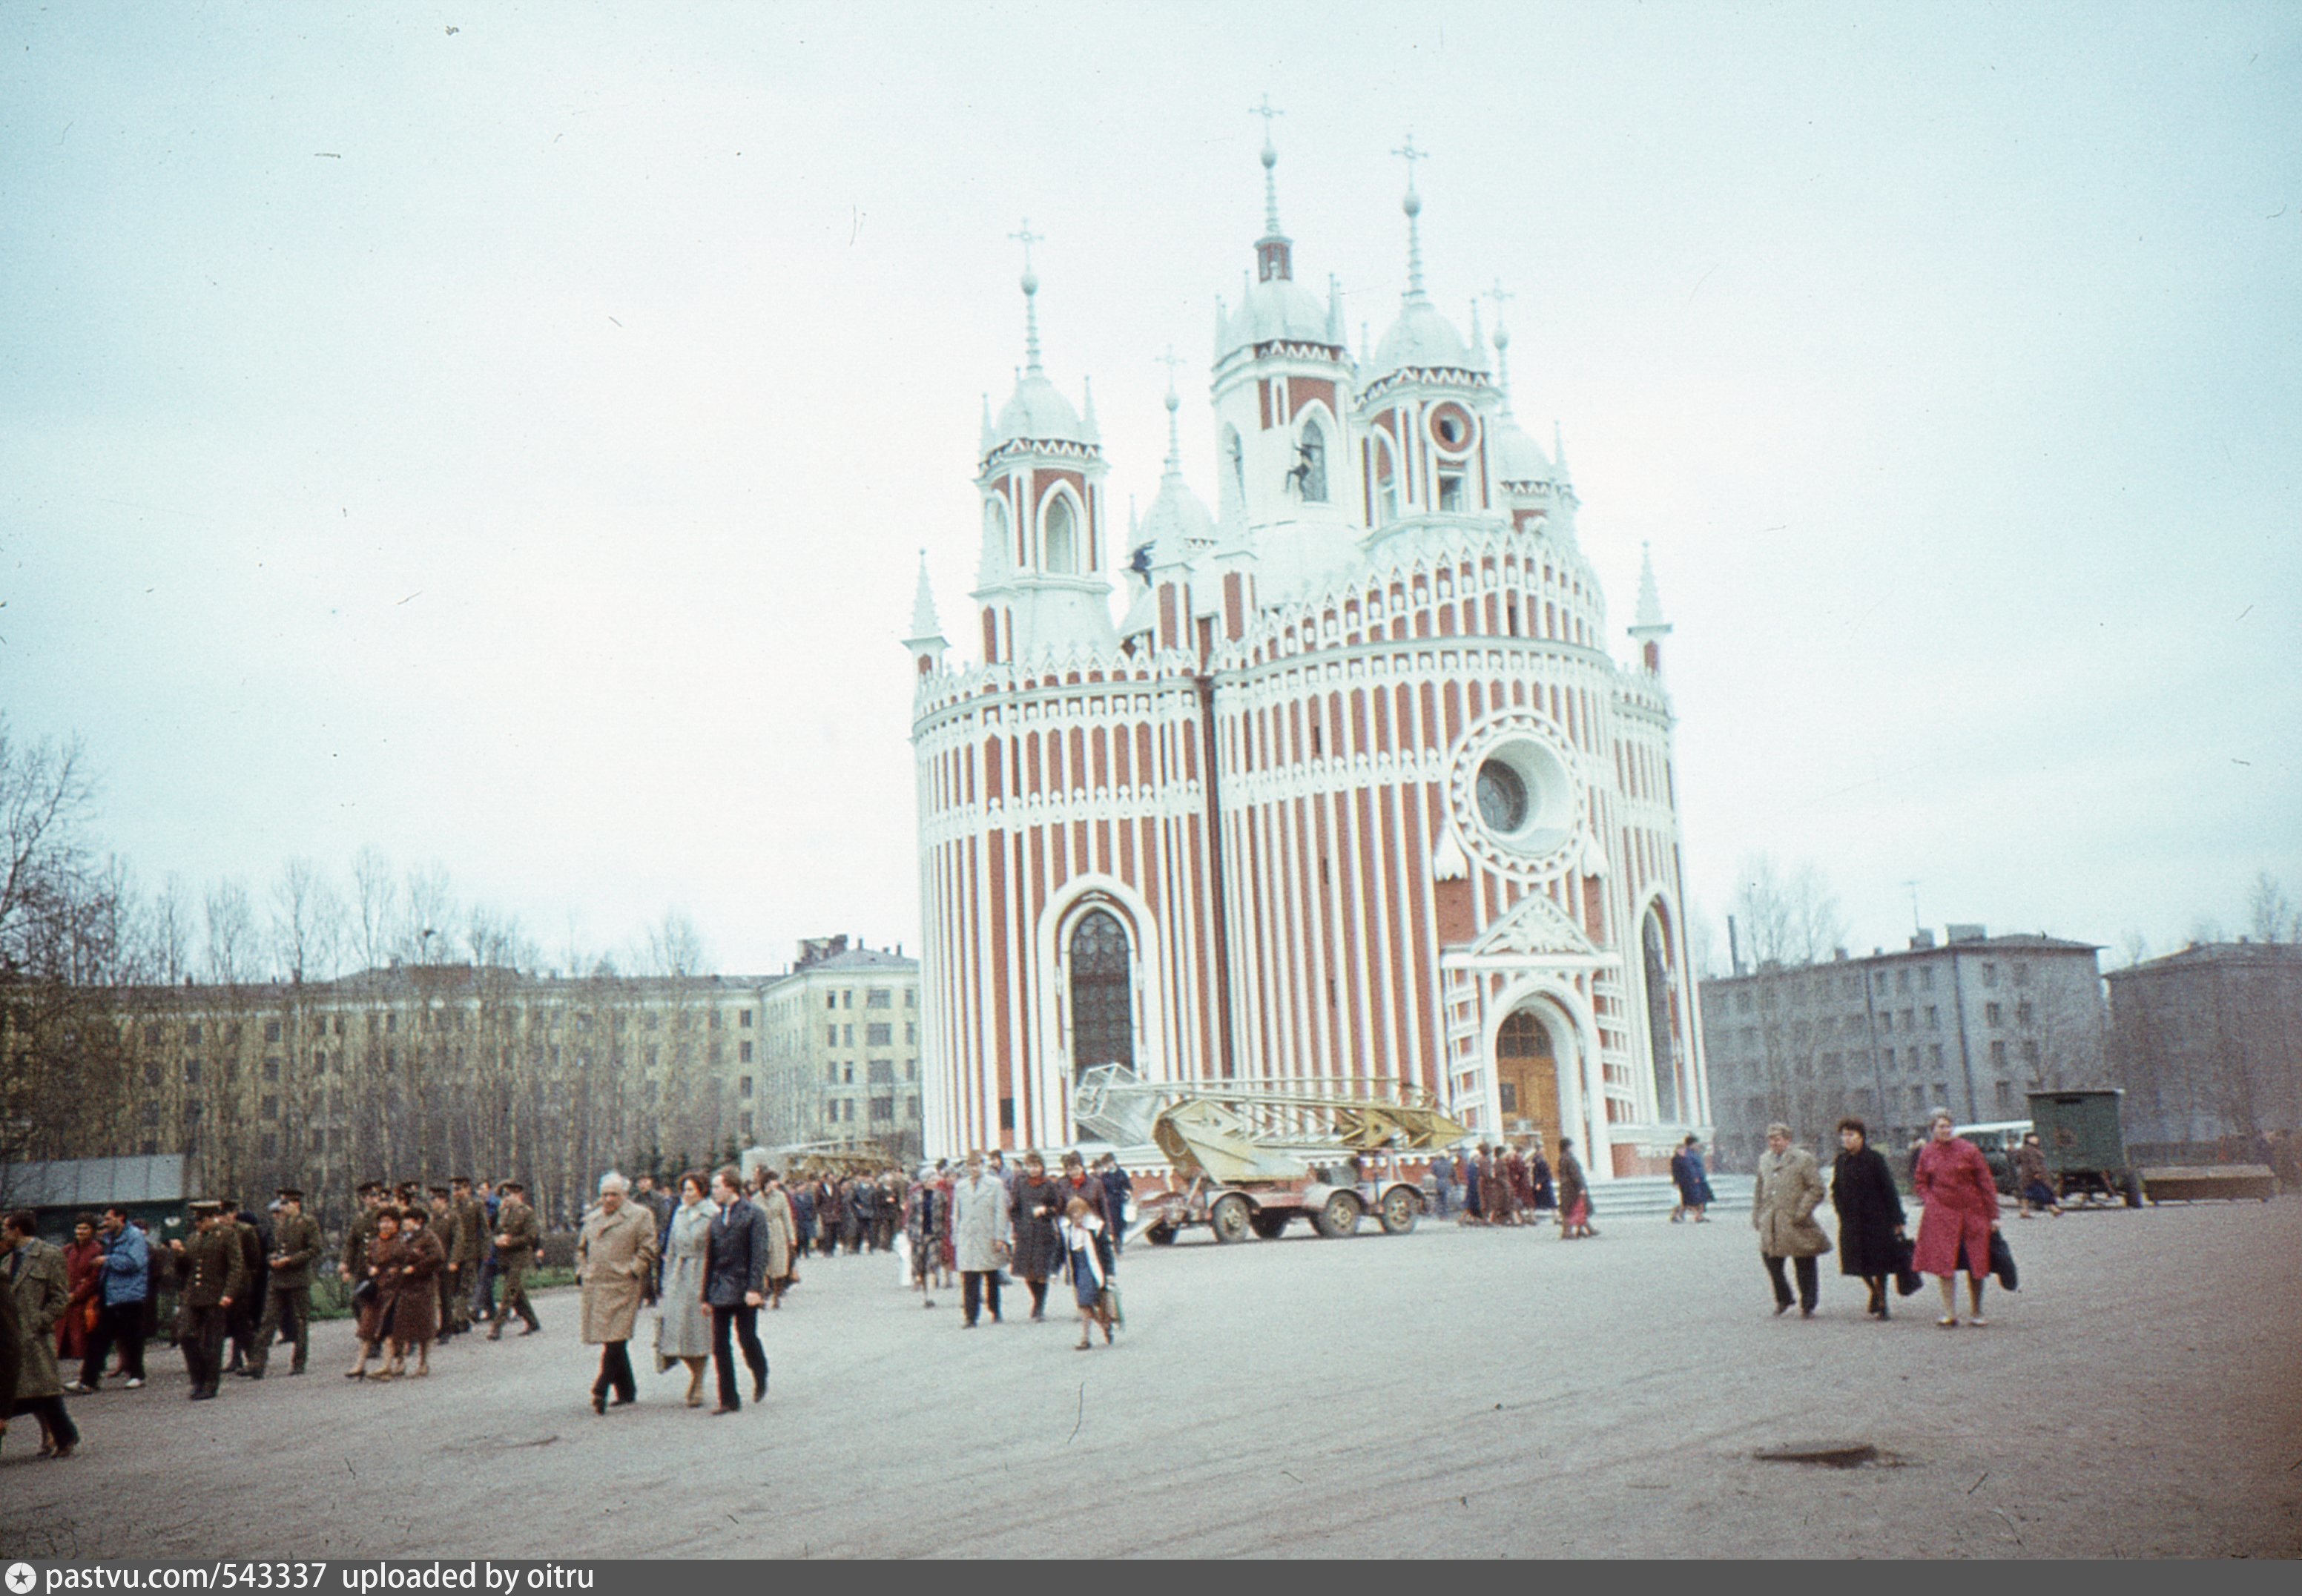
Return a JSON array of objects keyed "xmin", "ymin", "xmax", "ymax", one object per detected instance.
[
  {"xmin": 428, "ymin": 1184, "xmax": 450, "ymax": 1197},
  {"xmin": 451, "ymin": 1175, "xmax": 472, "ymax": 1187},
  {"xmin": 356, "ymin": 1180, "xmax": 384, "ymax": 1196},
  {"xmin": 188, "ymin": 1199, "xmax": 225, "ymax": 1217},
  {"xmin": 501, "ymin": 1180, "xmax": 525, "ymax": 1194},
  {"xmin": 277, "ymin": 1187, "xmax": 303, "ymax": 1201}
]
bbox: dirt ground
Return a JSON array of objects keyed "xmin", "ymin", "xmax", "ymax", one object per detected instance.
[{"xmin": 4, "ymin": 1195, "xmax": 2297, "ymax": 1560}]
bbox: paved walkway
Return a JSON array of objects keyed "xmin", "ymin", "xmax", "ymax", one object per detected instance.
[{"xmin": 4, "ymin": 1198, "xmax": 2297, "ymax": 1558}]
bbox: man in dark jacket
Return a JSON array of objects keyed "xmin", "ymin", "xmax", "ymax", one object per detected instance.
[
  {"xmin": 248, "ymin": 1188, "xmax": 321, "ymax": 1377},
  {"xmin": 68, "ymin": 1207, "xmax": 151, "ymax": 1393},
  {"xmin": 172, "ymin": 1202, "xmax": 248, "ymax": 1400},
  {"xmin": 222, "ymin": 1202, "xmax": 266, "ymax": 1374},
  {"xmin": 487, "ymin": 1183, "xmax": 542, "ymax": 1339},
  {"xmin": 1097, "ymin": 1155, "xmax": 1134, "ymax": 1254},
  {"xmin": 702, "ymin": 1167, "xmax": 768, "ymax": 1414}
]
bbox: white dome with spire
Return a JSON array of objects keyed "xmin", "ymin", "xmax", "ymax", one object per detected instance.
[
  {"xmin": 1138, "ymin": 385, "xmax": 1217, "ymax": 553},
  {"xmin": 1372, "ymin": 297, "xmax": 1473, "ymax": 375},
  {"xmin": 1489, "ymin": 415, "xmax": 1554, "ymax": 484},
  {"xmin": 1221, "ymin": 276, "xmax": 1333, "ymax": 355},
  {"xmin": 993, "ymin": 372, "xmax": 1091, "ymax": 447}
]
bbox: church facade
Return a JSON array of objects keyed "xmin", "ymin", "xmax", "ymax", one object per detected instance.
[{"xmin": 905, "ymin": 133, "xmax": 1709, "ymax": 1181}]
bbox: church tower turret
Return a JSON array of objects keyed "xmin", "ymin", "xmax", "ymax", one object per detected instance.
[
  {"xmin": 971, "ymin": 222, "xmax": 1116, "ymax": 666},
  {"xmin": 1207, "ymin": 99, "xmax": 1356, "ymax": 603}
]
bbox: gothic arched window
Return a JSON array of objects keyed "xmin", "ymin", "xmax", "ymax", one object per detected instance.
[
  {"xmin": 1296, "ymin": 417, "xmax": 1329, "ymax": 502},
  {"xmin": 983, "ymin": 496, "xmax": 1012, "ymax": 568},
  {"xmin": 1224, "ymin": 427, "xmax": 1246, "ymax": 512},
  {"xmin": 1067, "ymin": 909, "xmax": 1134, "ymax": 1081},
  {"xmin": 1043, "ymin": 494, "xmax": 1078, "ymax": 575},
  {"xmin": 1643, "ymin": 908, "xmax": 1681, "ymax": 1123},
  {"xmin": 1371, "ymin": 436, "xmax": 1399, "ymax": 525}
]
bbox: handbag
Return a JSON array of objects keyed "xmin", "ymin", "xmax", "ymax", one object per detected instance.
[
  {"xmin": 1988, "ymin": 1231, "xmax": 2019, "ymax": 1291},
  {"xmin": 1890, "ymin": 1233, "xmax": 1923, "ymax": 1297},
  {"xmin": 352, "ymin": 1276, "xmax": 377, "ymax": 1308},
  {"xmin": 1098, "ymin": 1283, "xmax": 1123, "ymax": 1329}
]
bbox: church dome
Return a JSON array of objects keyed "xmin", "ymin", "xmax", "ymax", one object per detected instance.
[
  {"xmin": 993, "ymin": 372, "xmax": 1092, "ymax": 448},
  {"xmin": 1372, "ymin": 297, "xmax": 1473, "ymax": 375},
  {"xmin": 1138, "ymin": 470, "xmax": 1216, "ymax": 553},
  {"xmin": 1222, "ymin": 275, "xmax": 1334, "ymax": 356},
  {"xmin": 1490, "ymin": 415, "xmax": 1554, "ymax": 484}
]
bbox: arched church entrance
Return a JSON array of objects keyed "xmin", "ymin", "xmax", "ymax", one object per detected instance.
[
  {"xmin": 1067, "ymin": 908, "xmax": 1134, "ymax": 1082},
  {"xmin": 1494, "ymin": 1005, "xmax": 1566, "ymax": 1153},
  {"xmin": 1641, "ymin": 906, "xmax": 1683, "ymax": 1124}
]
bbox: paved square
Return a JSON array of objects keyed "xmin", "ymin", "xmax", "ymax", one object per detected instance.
[{"xmin": 4, "ymin": 1200, "xmax": 2297, "ymax": 1558}]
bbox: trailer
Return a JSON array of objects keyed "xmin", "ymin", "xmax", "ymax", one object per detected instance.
[
  {"xmin": 1072, "ymin": 1069, "xmax": 1468, "ymax": 1244},
  {"xmin": 2025, "ymin": 1089, "xmax": 2144, "ymax": 1208}
]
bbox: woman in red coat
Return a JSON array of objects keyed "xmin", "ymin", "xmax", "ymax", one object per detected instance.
[
  {"xmin": 1912, "ymin": 1110, "xmax": 2001, "ymax": 1328},
  {"xmin": 59, "ymin": 1215, "xmax": 103, "ymax": 1365}
]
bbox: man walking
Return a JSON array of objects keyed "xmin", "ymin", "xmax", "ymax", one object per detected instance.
[
  {"xmin": 67, "ymin": 1207, "xmax": 150, "ymax": 1394},
  {"xmin": 952, "ymin": 1151, "xmax": 1012, "ymax": 1328},
  {"xmin": 248, "ymin": 1188, "xmax": 320, "ymax": 1377},
  {"xmin": 487, "ymin": 1181, "xmax": 542, "ymax": 1339},
  {"xmin": 444, "ymin": 1178, "xmax": 484, "ymax": 1336},
  {"xmin": 339, "ymin": 1181, "xmax": 387, "ymax": 1289},
  {"xmin": 173, "ymin": 1201, "xmax": 248, "ymax": 1400},
  {"xmin": 575, "ymin": 1173, "xmax": 658, "ymax": 1414},
  {"xmin": 1752, "ymin": 1122, "xmax": 1832, "ymax": 1317},
  {"xmin": 704, "ymin": 1167, "xmax": 769, "ymax": 1413},
  {"xmin": 222, "ymin": 1201, "xmax": 266, "ymax": 1375},
  {"xmin": 4, "ymin": 1210, "xmax": 79, "ymax": 1457},
  {"xmin": 1097, "ymin": 1155, "xmax": 1134, "ymax": 1255}
]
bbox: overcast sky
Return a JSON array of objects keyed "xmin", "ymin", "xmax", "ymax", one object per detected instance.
[{"xmin": 4, "ymin": 1, "xmax": 2297, "ymax": 979}]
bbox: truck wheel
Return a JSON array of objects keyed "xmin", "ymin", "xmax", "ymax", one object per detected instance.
[
  {"xmin": 2122, "ymin": 1173, "xmax": 2145, "ymax": 1209},
  {"xmin": 1312, "ymin": 1190, "xmax": 1362, "ymax": 1239},
  {"xmin": 1379, "ymin": 1187, "xmax": 1419, "ymax": 1235},
  {"xmin": 1250, "ymin": 1211, "xmax": 1291, "ymax": 1240},
  {"xmin": 1210, "ymin": 1194, "xmax": 1254, "ymax": 1244},
  {"xmin": 1146, "ymin": 1224, "xmax": 1177, "ymax": 1246}
]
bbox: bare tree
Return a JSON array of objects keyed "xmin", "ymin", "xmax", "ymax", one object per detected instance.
[
  {"xmin": 2246, "ymin": 871, "xmax": 2295, "ymax": 945},
  {"xmin": 643, "ymin": 907, "xmax": 711, "ymax": 978},
  {"xmin": 1729, "ymin": 854, "xmax": 1847, "ymax": 968},
  {"xmin": 2115, "ymin": 930, "xmax": 2150, "ymax": 972},
  {"xmin": 400, "ymin": 860, "xmax": 457, "ymax": 964},
  {"xmin": 351, "ymin": 847, "xmax": 398, "ymax": 972},
  {"xmin": 148, "ymin": 873, "xmax": 191, "ymax": 984},
  {"xmin": 270, "ymin": 857, "xmax": 345, "ymax": 984},
  {"xmin": 202, "ymin": 880, "xmax": 258, "ymax": 983}
]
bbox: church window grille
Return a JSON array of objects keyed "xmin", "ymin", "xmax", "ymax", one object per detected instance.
[
  {"xmin": 1296, "ymin": 418, "xmax": 1328, "ymax": 502},
  {"xmin": 1066, "ymin": 908, "xmax": 1135, "ymax": 1081}
]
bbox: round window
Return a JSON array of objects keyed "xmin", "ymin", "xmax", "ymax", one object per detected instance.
[
  {"xmin": 1475, "ymin": 759, "xmax": 1528, "ymax": 833},
  {"xmin": 1428, "ymin": 402, "xmax": 1475, "ymax": 455}
]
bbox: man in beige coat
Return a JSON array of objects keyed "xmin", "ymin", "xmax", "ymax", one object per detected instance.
[
  {"xmin": 1752, "ymin": 1123, "xmax": 1832, "ymax": 1317},
  {"xmin": 576, "ymin": 1173, "xmax": 660, "ymax": 1414}
]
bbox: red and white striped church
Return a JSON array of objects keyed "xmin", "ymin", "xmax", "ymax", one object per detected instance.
[{"xmin": 904, "ymin": 128, "xmax": 1711, "ymax": 1183}]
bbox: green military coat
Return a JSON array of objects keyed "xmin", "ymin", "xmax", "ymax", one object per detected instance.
[
  {"xmin": 493, "ymin": 1201, "xmax": 541, "ymax": 1276},
  {"xmin": 268, "ymin": 1213, "xmax": 323, "ymax": 1290},
  {"xmin": 178, "ymin": 1225, "xmax": 250, "ymax": 1308}
]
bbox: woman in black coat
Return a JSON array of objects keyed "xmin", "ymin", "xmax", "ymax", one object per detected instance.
[
  {"xmin": 1830, "ymin": 1117, "xmax": 1907, "ymax": 1320},
  {"xmin": 1009, "ymin": 1155, "xmax": 1066, "ymax": 1322}
]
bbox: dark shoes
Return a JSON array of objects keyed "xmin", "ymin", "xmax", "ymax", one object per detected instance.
[
  {"xmin": 752, "ymin": 1372, "xmax": 766, "ymax": 1403},
  {"xmin": 713, "ymin": 1403, "xmax": 740, "ymax": 1417},
  {"xmin": 590, "ymin": 1391, "xmax": 607, "ymax": 1415}
]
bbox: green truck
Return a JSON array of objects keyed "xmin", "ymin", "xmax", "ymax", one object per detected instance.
[{"xmin": 2026, "ymin": 1088, "xmax": 2144, "ymax": 1207}]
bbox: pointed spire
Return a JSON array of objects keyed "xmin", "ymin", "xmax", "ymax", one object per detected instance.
[
  {"xmin": 1553, "ymin": 420, "xmax": 1570, "ymax": 483},
  {"xmin": 1392, "ymin": 133, "xmax": 1428, "ymax": 300},
  {"xmin": 1250, "ymin": 95, "xmax": 1284, "ymax": 234},
  {"xmin": 1212, "ymin": 294, "xmax": 1227, "ymax": 362},
  {"xmin": 1156, "ymin": 347, "xmax": 1185, "ymax": 476},
  {"xmin": 1009, "ymin": 219, "xmax": 1044, "ymax": 375},
  {"xmin": 1080, "ymin": 375, "xmax": 1100, "ymax": 444},
  {"xmin": 1327, "ymin": 274, "xmax": 1345, "ymax": 345},
  {"xmin": 1468, "ymin": 299, "xmax": 1488, "ymax": 368},
  {"xmin": 908, "ymin": 550, "xmax": 943, "ymax": 641},
  {"xmin": 1486, "ymin": 282, "xmax": 1517, "ymax": 413},
  {"xmin": 979, "ymin": 393, "xmax": 995, "ymax": 454},
  {"xmin": 1632, "ymin": 541, "xmax": 1669, "ymax": 633}
]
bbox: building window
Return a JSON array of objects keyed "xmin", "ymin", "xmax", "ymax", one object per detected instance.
[
  {"xmin": 739, "ymin": 1040, "xmax": 754, "ymax": 1063},
  {"xmin": 261, "ymin": 1095, "xmax": 277, "ymax": 1119},
  {"xmin": 867, "ymin": 989, "xmax": 892, "ymax": 1009},
  {"xmin": 739, "ymin": 1075, "xmax": 753, "ymax": 1098},
  {"xmin": 1926, "ymin": 1006, "xmax": 1939, "ymax": 1029},
  {"xmin": 265, "ymin": 1019, "xmax": 282, "ymax": 1043},
  {"xmin": 1981, "ymin": 962, "xmax": 1998, "ymax": 987},
  {"xmin": 2016, "ymin": 1000, "xmax": 2034, "ymax": 1026},
  {"xmin": 868, "ymin": 1059, "xmax": 894, "ymax": 1084},
  {"xmin": 842, "ymin": 990, "xmax": 854, "ymax": 1009},
  {"xmin": 143, "ymin": 1060, "xmax": 161, "ymax": 1087},
  {"xmin": 905, "ymin": 1059, "xmax": 917, "ymax": 1080},
  {"xmin": 144, "ymin": 1023, "xmax": 162, "ymax": 1046},
  {"xmin": 739, "ymin": 1112, "xmax": 754, "ymax": 1138},
  {"xmin": 263, "ymin": 1056, "xmax": 280, "ymax": 1081},
  {"xmin": 1042, "ymin": 492, "xmax": 1078, "ymax": 574},
  {"xmin": 827, "ymin": 1063, "xmax": 839, "ymax": 1084},
  {"xmin": 184, "ymin": 1059, "xmax": 202, "ymax": 1086},
  {"xmin": 867, "ymin": 1023, "xmax": 892, "ymax": 1046},
  {"xmin": 842, "ymin": 1063, "xmax": 855, "ymax": 1084},
  {"xmin": 1996, "ymin": 1080, "xmax": 2016, "ymax": 1112},
  {"xmin": 2021, "ymin": 1040, "xmax": 2040, "ymax": 1069},
  {"xmin": 827, "ymin": 1026, "xmax": 838, "ymax": 1047},
  {"xmin": 1295, "ymin": 417, "xmax": 1328, "ymax": 502},
  {"xmin": 1990, "ymin": 1040, "xmax": 2007, "ymax": 1068},
  {"xmin": 1930, "ymin": 1043, "xmax": 1944, "ymax": 1067},
  {"xmin": 905, "ymin": 989, "xmax": 917, "ymax": 1008},
  {"xmin": 1436, "ymin": 469, "xmax": 1465, "ymax": 512},
  {"xmin": 999, "ymin": 1095, "xmax": 1016, "ymax": 1131},
  {"xmin": 906, "ymin": 1023, "xmax": 917, "ymax": 1044},
  {"xmin": 261, "ymin": 1132, "xmax": 278, "ymax": 1158},
  {"xmin": 141, "ymin": 1102, "xmax": 160, "ymax": 1127},
  {"xmin": 2013, "ymin": 961, "xmax": 2031, "ymax": 986},
  {"xmin": 868, "ymin": 1095, "xmax": 894, "ymax": 1122},
  {"xmin": 843, "ymin": 1024, "xmax": 854, "ymax": 1046},
  {"xmin": 1985, "ymin": 1003, "xmax": 2002, "ymax": 1026},
  {"xmin": 825, "ymin": 993, "xmax": 837, "ymax": 1011},
  {"xmin": 739, "ymin": 1009, "xmax": 753, "ymax": 1028},
  {"xmin": 1067, "ymin": 908, "xmax": 1135, "ymax": 1081}
]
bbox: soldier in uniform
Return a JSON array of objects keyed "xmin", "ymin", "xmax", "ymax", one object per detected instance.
[
  {"xmin": 248, "ymin": 1187, "xmax": 320, "ymax": 1377},
  {"xmin": 487, "ymin": 1181, "xmax": 543, "ymax": 1339},
  {"xmin": 445, "ymin": 1178, "xmax": 483, "ymax": 1337},
  {"xmin": 171, "ymin": 1201, "xmax": 248, "ymax": 1400},
  {"xmin": 223, "ymin": 1201, "xmax": 267, "ymax": 1376},
  {"xmin": 425, "ymin": 1188, "xmax": 458, "ymax": 1339},
  {"xmin": 340, "ymin": 1181, "xmax": 387, "ymax": 1286}
]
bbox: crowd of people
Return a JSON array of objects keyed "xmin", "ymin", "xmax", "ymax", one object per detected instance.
[{"xmin": 1422, "ymin": 1135, "xmax": 1607, "ymax": 1237}]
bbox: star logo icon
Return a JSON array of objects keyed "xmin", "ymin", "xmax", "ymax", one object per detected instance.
[{"xmin": 6, "ymin": 1562, "xmax": 37, "ymax": 1595}]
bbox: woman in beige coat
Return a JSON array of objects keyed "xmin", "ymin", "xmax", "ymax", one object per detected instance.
[
  {"xmin": 1751, "ymin": 1123, "xmax": 1832, "ymax": 1317},
  {"xmin": 576, "ymin": 1173, "xmax": 661, "ymax": 1415},
  {"xmin": 751, "ymin": 1172, "xmax": 798, "ymax": 1309}
]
